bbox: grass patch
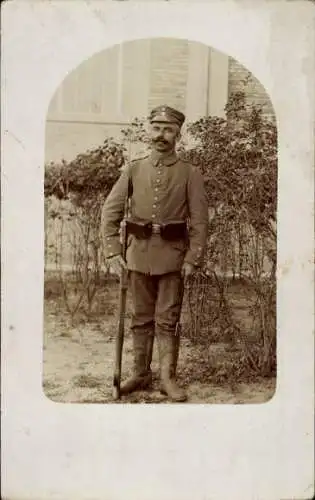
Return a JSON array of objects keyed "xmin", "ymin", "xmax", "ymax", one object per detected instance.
[{"xmin": 72, "ymin": 374, "xmax": 104, "ymax": 389}]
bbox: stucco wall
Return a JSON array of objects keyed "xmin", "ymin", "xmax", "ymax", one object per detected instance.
[{"xmin": 45, "ymin": 40, "xmax": 274, "ymax": 164}]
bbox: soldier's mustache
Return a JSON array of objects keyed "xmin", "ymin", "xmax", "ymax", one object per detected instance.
[{"xmin": 153, "ymin": 137, "xmax": 169, "ymax": 145}]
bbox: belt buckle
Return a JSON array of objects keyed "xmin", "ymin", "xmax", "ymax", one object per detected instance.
[{"xmin": 152, "ymin": 223, "xmax": 161, "ymax": 234}]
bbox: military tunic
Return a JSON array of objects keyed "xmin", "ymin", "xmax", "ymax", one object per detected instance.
[{"xmin": 101, "ymin": 150, "xmax": 209, "ymax": 275}]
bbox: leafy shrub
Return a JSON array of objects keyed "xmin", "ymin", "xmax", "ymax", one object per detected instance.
[
  {"xmin": 183, "ymin": 90, "xmax": 277, "ymax": 271},
  {"xmin": 180, "ymin": 90, "xmax": 277, "ymax": 376},
  {"xmin": 44, "ymin": 138, "xmax": 125, "ymax": 202}
]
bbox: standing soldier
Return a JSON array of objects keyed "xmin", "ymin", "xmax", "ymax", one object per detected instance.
[{"xmin": 101, "ymin": 105, "xmax": 209, "ymax": 402}]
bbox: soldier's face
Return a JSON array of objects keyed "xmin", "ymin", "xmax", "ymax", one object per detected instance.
[{"xmin": 149, "ymin": 122, "xmax": 180, "ymax": 152}]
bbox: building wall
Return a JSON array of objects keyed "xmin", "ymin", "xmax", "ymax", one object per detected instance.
[
  {"xmin": 46, "ymin": 41, "xmax": 151, "ymax": 163},
  {"xmin": 45, "ymin": 38, "xmax": 275, "ymax": 164},
  {"xmin": 228, "ymin": 57, "xmax": 275, "ymax": 120},
  {"xmin": 148, "ymin": 38, "xmax": 189, "ymax": 113}
]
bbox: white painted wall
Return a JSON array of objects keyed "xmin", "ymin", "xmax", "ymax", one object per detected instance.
[{"xmin": 45, "ymin": 39, "xmax": 229, "ymax": 163}]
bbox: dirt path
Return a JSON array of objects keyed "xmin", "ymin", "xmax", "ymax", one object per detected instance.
[{"xmin": 43, "ymin": 307, "xmax": 276, "ymax": 405}]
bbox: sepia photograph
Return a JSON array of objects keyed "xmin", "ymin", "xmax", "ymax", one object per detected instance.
[
  {"xmin": 43, "ymin": 38, "xmax": 277, "ymax": 404},
  {"xmin": 3, "ymin": 1, "xmax": 314, "ymax": 499}
]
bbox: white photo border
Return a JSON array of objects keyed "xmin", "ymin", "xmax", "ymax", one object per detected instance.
[{"xmin": 2, "ymin": 1, "xmax": 314, "ymax": 499}]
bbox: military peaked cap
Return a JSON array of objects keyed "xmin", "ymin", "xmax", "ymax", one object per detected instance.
[{"xmin": 149, "ymin": 105, "xmax": 185, "ymax": 128}]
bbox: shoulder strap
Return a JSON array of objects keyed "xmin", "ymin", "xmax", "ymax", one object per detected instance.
[
  {"xmin": 184, "ymin": 160, "xmax": 192, "ymax": 224},
  {"xmin": 184, "ymin": 160, "xmax": 191, "ymax": 195},
  {"xmin": 127, "ymin": 165, "xmax": 133, "ymax": 198}
]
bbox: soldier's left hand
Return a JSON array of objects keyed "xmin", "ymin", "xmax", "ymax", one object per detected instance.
[{"xmin": 181, "ymin": 262, "xmax": 195, "ymax": 281}]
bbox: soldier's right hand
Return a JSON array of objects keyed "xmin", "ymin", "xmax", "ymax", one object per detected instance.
[{"xmin": 107, "ymin": 254, "xmax": 127, "ymax": 275}]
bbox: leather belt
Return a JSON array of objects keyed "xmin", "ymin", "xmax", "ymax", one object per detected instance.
[{"xmin": 125, "ymin": 219, "xmax": 187, "ymax": 241}]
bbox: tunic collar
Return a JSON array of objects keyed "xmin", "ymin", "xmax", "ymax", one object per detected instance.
[{"xmin": 149, "ymin": 149, "xmax": 178, "ymax": 167}]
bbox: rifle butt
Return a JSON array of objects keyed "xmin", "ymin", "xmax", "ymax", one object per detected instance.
[
  {"xmin": 112, "ymin": 376, "xmax": 121, "ymax": 400},
  {"xmin": 112, "ymin": 269, "xmax": 128, "ymax": 400}
]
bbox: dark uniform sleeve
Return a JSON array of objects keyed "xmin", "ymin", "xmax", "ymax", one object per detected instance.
[
  {"xmin": 100, "ymin": 166, "xmax": 130, "ymax": 259},
  {"xmin": 185, "ymin": 165, "xmax": 209, "ymax": 267}
]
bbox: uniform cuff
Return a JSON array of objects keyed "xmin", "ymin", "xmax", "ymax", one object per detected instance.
[
  {"xmin": 103, "ymin": 236, "xmax": 122, "ymax": 258},
  {"xmin": 184, "ymin": 246, "xmax": 204, "ymax": 267}
]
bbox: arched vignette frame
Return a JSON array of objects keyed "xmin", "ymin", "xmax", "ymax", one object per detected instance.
[{"xmin": 43, "ymin": 36, "xmax": 278, "ymax": 401}]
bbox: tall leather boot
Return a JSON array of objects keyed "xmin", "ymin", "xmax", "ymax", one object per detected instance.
[
  {"xmin": 120, "ymin": 329, "xmax": 153, "ymax": 395},
  {"xmin": 146, "ymin": 333, "xmax": 155, "ymax": 373},
  {"xmin": 157, "ymin": 333, "xmax": 187, "ymax": 402},
  {"xmin": 160, "ymin": 331, "xmax": 180, "ymax": 390},
  {"xmin": 171, "ymin": 325, "xmax": 180, "ymax": 377}
]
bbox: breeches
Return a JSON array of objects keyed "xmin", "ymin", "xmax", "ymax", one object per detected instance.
[{"xmin": 128, "ymin": 271, "xmax": 184, "ymax": 334}]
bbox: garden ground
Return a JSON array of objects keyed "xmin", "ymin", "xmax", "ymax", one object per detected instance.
[{"xmin": 43, "ymin": 276, "xmax": 276, "ymax": 404}]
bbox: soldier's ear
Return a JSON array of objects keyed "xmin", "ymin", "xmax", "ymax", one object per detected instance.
[{"xmin": 176, "ymin": 130, "xmax": 182, "ymax": 142}]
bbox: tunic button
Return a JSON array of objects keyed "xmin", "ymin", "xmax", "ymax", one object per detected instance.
[
  {"xmin": 153, "ymin": 204, "xmax": 156, "ymax": 208},
  {"xmin": 154, "ymin": 196, "xmax": 158, "ymax": 200},
  {"xmin": 152, "ymin": 214, "xmax": 156, "ymax": 219}
]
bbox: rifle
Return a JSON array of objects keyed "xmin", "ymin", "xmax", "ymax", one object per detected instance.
[{"xmin": 112, "ymin": 176, "xmax": 132, "ymax": 400}]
